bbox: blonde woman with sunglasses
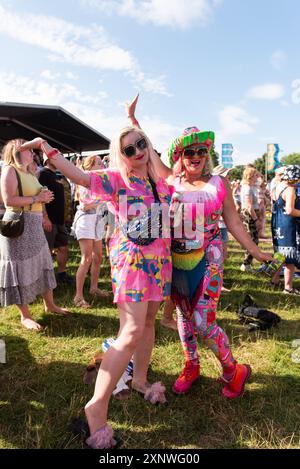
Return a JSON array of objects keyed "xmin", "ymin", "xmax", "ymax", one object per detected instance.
[{"xmin": 18, "ymin": 130, "xmax": 172, "ymax": 449}]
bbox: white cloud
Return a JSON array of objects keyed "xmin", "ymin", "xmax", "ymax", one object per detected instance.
[
  {"xmin": 230, "ymin": 149, "xmax": 260, "ymax": 166},
  {"xmin": 0, "ymin": 4, "xmax": 170, "ymax": 95},
  {"xmin": 0, "ymin": 69, "xmax": 175, "ymax": 149},
  {"xmin": 218, "ymin": 105, "xmax": 259, "ymax": 140},
  {"xmin": 280, "ymin": 100, "xmax": 289, "ymax": 107},
  {"xmin": 64, "ymin": 102, "xmax": 125, "ymax": 140},
  {"xmin": 0, "ymin": 71, "xmax": 106, "ymax": 106},
  {"xmin": 0, "ymin": 69, "xmax": 124, "ymax": 139},
  {"xmin": 291, "ymin": 79, "xmax": 300, "ymax": 104},
  {"xmin": 246, "ymin": 83, "xmax": 285, "ymax": 100},
  {"xmin": 259, "ymin": 136, "xmax": 277, "ymax": 143},
  {"xmin": 270, "ymin": 50, "xmax": 286, "ymax": 70},
  {"xmin": 66, "ymin": 105, "xmax": 179, "ymax": 150},
  {"xmin": 0, "ymin": 5, "xmax": 134, "ymax": 71},
  {"xmin": 81, "ymin": 0, "xmax": 222, "ymax": 29},
  {"xmin": 137, "ymin": 75, "xmax": 171, "ymax": 97},
  {"xmin": 40, "ymin": 70, "xmax": 61, "ymax": 80},
  {"xmin": 140, "ymin": 115, "xmax": 180, "ymax": 151},
  {"xmin": 65, "ymin": 71, "xmax": 79, "ymax": 80}
]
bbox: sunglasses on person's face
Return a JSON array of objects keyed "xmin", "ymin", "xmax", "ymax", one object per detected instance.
[
  {"xmin": 122, "ymin": 137, "xmax": 148, "ymax": 158},
  {"xmin": 182, "ymin": 147, "xmax": 208, "ymax": 158}
]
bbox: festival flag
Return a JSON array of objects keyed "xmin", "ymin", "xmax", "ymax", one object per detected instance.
[
  {"xmin": 221, "ymin": 144, "xmax": 234, "ymax": 168},
  {"xmin": 266, "ymin": 144, "xmax": 280, "ymax": 171}
]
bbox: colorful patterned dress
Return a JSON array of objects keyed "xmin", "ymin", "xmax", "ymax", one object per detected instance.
[
  {"xmin": 170, "ymin": 175, "xmax": 236, "ymax": 373},
  {"xmin": 85, "ymin": 170, "xmax": 172, "ymax": 303}
]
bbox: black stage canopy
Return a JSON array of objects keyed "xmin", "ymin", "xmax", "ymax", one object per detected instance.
[{"xmin": 0, "ymin": 102, "xmax": 110, "ymax": 153}]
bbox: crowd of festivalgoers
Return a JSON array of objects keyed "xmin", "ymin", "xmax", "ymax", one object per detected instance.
[{"xmin": 0, "ymin": 95, "xmax": 299, "ymax": 449}]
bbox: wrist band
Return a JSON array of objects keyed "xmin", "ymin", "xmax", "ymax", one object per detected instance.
[{"xmin": 45, "ymin": 148, "xmax": 59, "ymax": 159}]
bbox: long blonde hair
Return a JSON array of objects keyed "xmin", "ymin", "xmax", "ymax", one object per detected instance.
[
  {"xmin": 82, "ymin": 155, "xmax": 102, "ymax": 171},
  {"xmin": 2, "ymin": 139, "xmax": 26, "ymax": 167},
  {"xmin": 2, "ymin": 139, "xmax": 37, "ymax": 175},
  {"xmin": 242, "ymin": 167, "xmax": 257, "ymax": 185},
  {"xmin": 108, "ymin": 126, "xmax": 159, "ymax": 188}
]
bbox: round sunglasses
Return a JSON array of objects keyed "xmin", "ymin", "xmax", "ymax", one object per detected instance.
[
  {"xmin": 122, "ymin": 137, "xmax": 148, "ymax": 158},
  {"xmin": 182, "ymin": 147, "xmax": 208, "ymax": 158}
]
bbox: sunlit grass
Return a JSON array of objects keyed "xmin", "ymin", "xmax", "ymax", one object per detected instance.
[{"xmin": 0, "ymin": 226, "xmax": 300, "ymax": 448}]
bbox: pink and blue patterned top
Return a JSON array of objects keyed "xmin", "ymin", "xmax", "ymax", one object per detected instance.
[{"xmin": 83, "ymin": 169, "xmax": 172, "ymax": 303}]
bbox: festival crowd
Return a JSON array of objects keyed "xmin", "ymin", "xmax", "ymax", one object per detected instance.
[{"xmin": 0, "ymin": 95, "xmax": 299, "ymax": 449}]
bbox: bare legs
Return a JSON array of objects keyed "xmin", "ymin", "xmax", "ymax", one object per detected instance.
[
  {"xmin": 160, "ymin": 299, "xmax": 177, "ymax": 330},
  {"xmin": 74, "ymin": 239, "xmax": 93, "ymax": 306},
  {"xmin": 284, "ymin": 264, "xmax": 295, "ymax": 291},
  {"xmin": 56, "ymin": 245, "xmax": 68, "ymax": 273},
  {"xmin": 90, "ymin": 241, "xmax": 109, "ymax": 297},
  {"xmin": 85, "ymin": 300, "xmax": 159, "ymax": 434},
  {"xmin": 18, "ymin": 304, "xmax": 43, "ymax": 331},
  {"xmin": 18, "ymin": 287, "xmax": 69, "ymax": 331},
  {"xmin": 43, "ymin": 289, "xmax": 70, "ymax": 315},
  {"xmin": 272, "ymin": 264, "xmax": 296, "ymax": 291},
  {"xmin": 132, "ymin": 301, "xmax": 161, "ymax": 389},
  {"xmin": 74, "ymin": 239, "xmax": 107, "ymax": 307}
]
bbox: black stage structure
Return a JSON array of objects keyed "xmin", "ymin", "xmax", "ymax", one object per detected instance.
[{"xmin": 0, "ymin": 102, "xmax": 110, "ymax": 153}]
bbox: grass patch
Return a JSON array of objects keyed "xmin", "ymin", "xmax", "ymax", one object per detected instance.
[{"xmin": 1, "ymin": 230, "xmax": 300, "ymax": 449}]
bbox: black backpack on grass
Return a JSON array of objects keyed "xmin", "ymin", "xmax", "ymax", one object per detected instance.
[{"xmin": 237, "ymin": 294, "xmax": 281, "ymax": 331}]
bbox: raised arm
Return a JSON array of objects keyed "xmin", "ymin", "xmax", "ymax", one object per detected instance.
[
  {"xmin": 126, "ymin": 94, "xmax": 172, "ymax": 179},
  {"xmin": 221, "ymin": 178, "xmax": 273, "ymax": 263},
  {"xmin": 18, "ymin": 138, "xmax": 91, "ymax": 188},
  {"xmin": 126, "ymin": 94, "xmax": 141, "ymax": 128}
]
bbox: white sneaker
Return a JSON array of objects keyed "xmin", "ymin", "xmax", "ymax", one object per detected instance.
[{"xmin": 240, "ymin": 264, "xmax": 252, "ymax": 272}]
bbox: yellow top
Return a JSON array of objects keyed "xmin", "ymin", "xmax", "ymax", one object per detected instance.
[{"xmin": 7, "ymin": 167, "xmax": 43, "ymax": 213}]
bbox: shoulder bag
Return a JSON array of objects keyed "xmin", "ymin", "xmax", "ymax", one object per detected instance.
[{"xmin": 0, "ymin": 168, "xmax": 25, "ymax": 238}]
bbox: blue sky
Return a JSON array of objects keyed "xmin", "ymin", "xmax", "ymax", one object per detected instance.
[{"xmin": 0, "ymin": 0, "xmax": 299, "ymax": 164}]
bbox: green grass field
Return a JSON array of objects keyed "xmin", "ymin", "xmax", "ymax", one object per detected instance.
[{"xmin": 1, "ymin": 234, "xmax": 300, "ymax": 449}]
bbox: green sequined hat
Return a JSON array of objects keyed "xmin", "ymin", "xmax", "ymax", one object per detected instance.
[{"xmin": 168, "ymin": 127, "xmax": 215, "ymax": 168}]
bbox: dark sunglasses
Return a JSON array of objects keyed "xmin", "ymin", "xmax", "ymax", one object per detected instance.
[
  {"xmin": 122, "ymin": 137, "xmax": 148, "ymax": 158},
  {"xmin": 182, "ymin": 147, "xmax": 208, "ymax": 158}
]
